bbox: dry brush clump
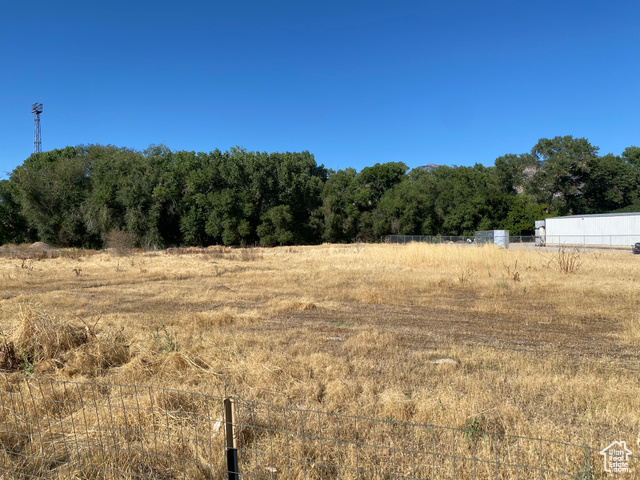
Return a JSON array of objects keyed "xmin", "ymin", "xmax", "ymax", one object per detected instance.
[
  {"xmin": 0, "ymin": 305, "xmax": 89, "ymax": 374},
  {"xmin": 13, "ymin": 305, "xmax": 90, "ymax": 362},
  {"xmin": 547, "ymin": 246, "xmax": 583, "ymax": 274},
  {"xmin": 0, "ymin": 304, "xmax": 132, "ymax": 380},
  {"xmin": 104, "ymin": 229, "xmax": 134, "ymax": 255},
  {"xmin": 0, "ymin": 376, "xmax": 227, "ymax": 479},
  {"xmin": 0, "ymin": 304, "xmax": 229, "ymax": 478}
]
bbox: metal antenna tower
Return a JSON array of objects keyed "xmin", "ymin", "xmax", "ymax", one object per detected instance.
[{"xmin": 32, "ymin": 102, "xmax": 43, "ymax": 153}]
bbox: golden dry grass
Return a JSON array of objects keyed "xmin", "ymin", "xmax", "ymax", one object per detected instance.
[{"xmin": 0, "ymin": 242, "xmax": 638, "ymax": 478}]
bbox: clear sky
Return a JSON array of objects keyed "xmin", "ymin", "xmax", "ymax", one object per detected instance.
[{"xmin": 1, "ymin": 0, "xmax": 638, "ymax": 179}]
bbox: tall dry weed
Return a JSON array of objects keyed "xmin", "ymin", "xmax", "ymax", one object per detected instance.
[
  {"xmin": 548, "ymin": 246, "xmax": 583, "ymax": 274},
  {"xmin": 104, "ymin": 229, "xmax": 134, "ymax": 255},
  {"xmin": 13, "ymin": 304, "xmax": 90, "ymax": 363}
]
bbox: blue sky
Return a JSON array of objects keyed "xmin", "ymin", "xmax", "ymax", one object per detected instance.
[{"xmin": 1, "ymin": 0, "xmax": 638, "ymax": 178}]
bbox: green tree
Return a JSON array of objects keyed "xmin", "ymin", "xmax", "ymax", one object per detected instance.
[
  {"xmin": 11, "ymin": 147, "xmax": 96, "ymax": 247},
  {"xmin": 429, "ymin": 165, "xmax": 510, "ymax": 235},
  {"xmin": 501, "ymin": 195, "xmax": 546, "ymax": 235},
  {"xmin": 257, "ymin": 205, "xmax": 295, "ymax": 246},
  {"xmin": 269, "ymin": 151, "xmax": 327, "ymax": 243},
  {"xmin": 320, "ymin": 162, "xmax": 408, "ymax": 242},
  {"xmin": 0, "ymin": 179, "xmax": 33, "ymax": 244},
  {"xmin": 622, "ymin": 146, "xmax": 640, "ymax": 168},
  {"xmin": 529, "ymin": 136, "xmax": 599, "ymax": 215},
  {"xmin": 320, "ymin": 168, "xmax": 361, "ymax": 243},
  {"xmin": 371, "ymin": 168, "xmax": 438, "ymax": 237},
  {"xmin": 173, "ymin": 150, "xmax": 220, "ymax": 246},
  {"xmin": 83, "ymin": 144, "xmax": 178, "ymax": 249},
  {"xmin": 493, "ymin": 153, "xmax": 537, "ymax": 194},
  {"xmin": 582, "ymin": 153, "xmax": 640, "ymax": 213},
  {"xmin": 355, "ymin": 162, "xmax": 408, "ymax": 240},
  {"xmin": 357, "ymin": 162, "xmax": 408, "ymax": 205}
]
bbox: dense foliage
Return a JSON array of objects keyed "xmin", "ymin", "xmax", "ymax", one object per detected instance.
[{"xmin": 1, "ymin": 136, "xmax": 639, "ymax": 248}]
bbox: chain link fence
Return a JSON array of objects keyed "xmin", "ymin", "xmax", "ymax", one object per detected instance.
[
  {"xmin": 382, "ymin": 235, "xmax": 536, "ymax": 245},
  {"xmin": 382, "ymin": 234, "xmax": 639, "ymax": 250},
  {"xmin": 0, "ymin": 375, "xmax": 637, "ymax": 479},
  {"xmin": 542, "ymin": 235, "xmax": 640, "ymax": 249}
]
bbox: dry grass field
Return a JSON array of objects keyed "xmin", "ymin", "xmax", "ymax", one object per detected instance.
[{"xmin": 0, "ymin": 242, "xmax": 638, "ymax": 478}]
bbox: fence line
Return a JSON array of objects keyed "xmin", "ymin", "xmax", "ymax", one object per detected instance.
[
  {"xmin": 382, "ymin": 235, "xmax": 535, "ymax": 245},
  {"xmin": 0, "ymin": 375, "xmax": 637, "ymax": 479},
  {"xmin": 541, "ymin": 234, "xmax": 639, "ymax": 248},
  {"xmin": 383, "ymin": 235, "xmax": 476, "ymax": 244},
  {"xmin": 383, "ymin": 234, "xmax": 639, "ymax": 249}
]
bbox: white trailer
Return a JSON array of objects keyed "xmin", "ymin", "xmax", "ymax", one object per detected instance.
[{"xmin": 537, "ymin": 212, "xmax": 640, "ymax": 247}]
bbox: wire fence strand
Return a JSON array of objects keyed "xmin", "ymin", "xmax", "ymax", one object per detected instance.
[{"xmin": 0, "ymin": 375, "xmax": 637, "ymax": 479}]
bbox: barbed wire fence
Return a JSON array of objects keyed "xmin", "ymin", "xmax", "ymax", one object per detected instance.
[{"xmin": 0, "ymin": 375, "xmax": 637, "ymax": 479}]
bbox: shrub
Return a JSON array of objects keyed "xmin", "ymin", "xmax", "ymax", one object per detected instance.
[
  {"xmin": 104, "ymin": 229, "xmax": 134, "ymax": 255},
  {"xmin": 549, "ymin": 247, "xmax": 582, "ymax": 274}
]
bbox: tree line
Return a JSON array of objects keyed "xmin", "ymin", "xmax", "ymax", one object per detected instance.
[{"xmin": 1, "ymin": 136, "xmax": 639, "ymax": 248}]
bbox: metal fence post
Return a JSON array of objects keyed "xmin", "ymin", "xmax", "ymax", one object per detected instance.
[{"xmin": 225, "ymin": 398, "xmax": 239, "ymax": 480}]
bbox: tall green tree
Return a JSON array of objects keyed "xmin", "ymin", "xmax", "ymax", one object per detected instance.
[
  {"xmin": 493, "ymin": 153, "xmax": 537, "ymax": 194},
  {"xmin": 355, "ymin": 162, "xmax": 408, "ymax": 240},
  {"xmin": 256, "ymin": 205, "xmax": 295, "ymax": 246},
  {"xmin": 173, "ymin": 150, "xmax": 219, "ymax": 246},
  {"xmin": 82, "ymin": 144, "xmax": 178, "ymax": 248},
  {"xmin": 529, "ymin": 136, "xmax": 599, "ymax": 215},
  {"xmin": 500, "ymin": 195, "xmax": 546, "ymax": 235},
  {"xmin": 254, "ymin": 151, "xmax": 327, "ymax": 244},
  {"xmin": 177, "ymin": 148, "xmax": 327, "ymax": 246},
  {"xmin": 0, "ymin": 179, "xmax": 33, "ymax": 244},
  {"xmin": 371, "ymin": 168, "xmax": 438, "ymax": 237},
  {"xmin": 320, "ymin": 168, "xmax": 360, "ymax": 243},
  {"xmin": 428, "ymin": 165, "xmax": 510, "ymax": 235},
  {"xmin": 582, "ymin": 153, "xmax": 640, "ymax": 213},
  {"xmin": 11, "ymin": 147, "xmax": 97, "ymax": 247},
  {"xmin": 622, "ymin": 146, "xmax": 640, "ymax": 168}
]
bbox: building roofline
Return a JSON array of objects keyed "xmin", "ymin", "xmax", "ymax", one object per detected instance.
[{"xmin": 546, "ymin": 212, "xmax": 640, "ymax": 220}]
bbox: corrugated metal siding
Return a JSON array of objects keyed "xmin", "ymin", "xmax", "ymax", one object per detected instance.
[{"xmin": 545, "ymin": 213, "xmax": 640, "ymax": 246}]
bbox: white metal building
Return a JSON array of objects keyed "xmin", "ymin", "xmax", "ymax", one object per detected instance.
[{"xmin": 536, "ymin": 212, "xmax": 640, "ymax": 247}]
